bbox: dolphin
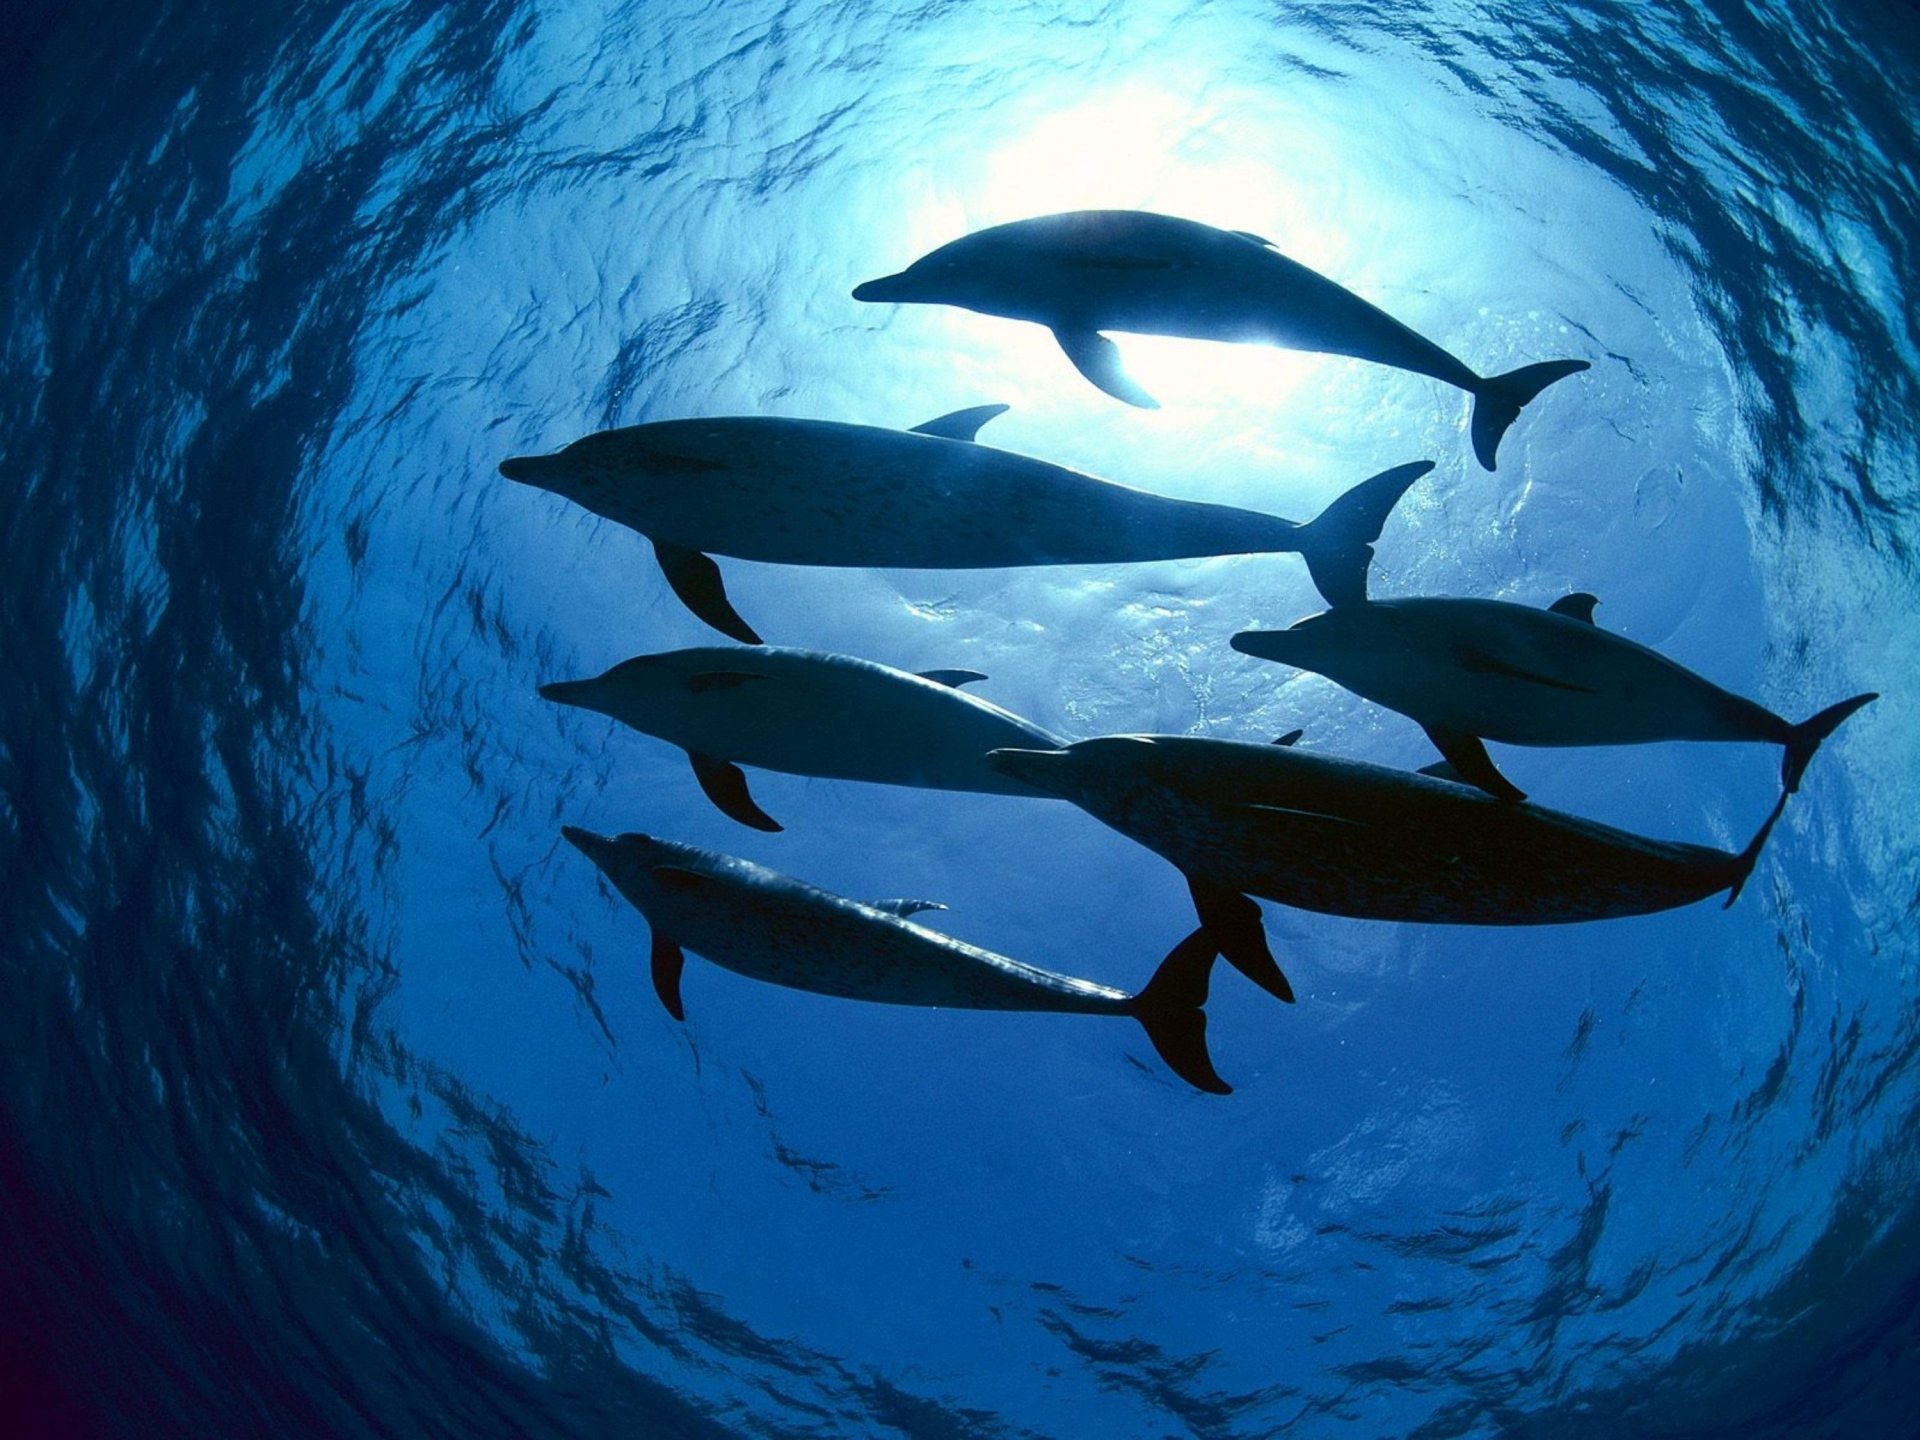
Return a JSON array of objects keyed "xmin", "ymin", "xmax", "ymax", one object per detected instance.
[
  {"xmin": 1230, "ymin": 594, "xmax": 1877, "ymax": 802},
  {"xmin": 561, "ymin": 827, "xmax": 1233, "ymax": 1093},
  {"xmin": 539, "ymin": 646, "xmax": 1064, "ymax": 831},
  {"xmin": 852, "ymin": 211, "xmax": 1589, "ymax": 470},
  {"xmin": 989, "ymin": 733, "xmax": 1792, "ymax": 1001},
  {"xmin": 499, "ymin": 403, "xmax": 1433, "ymax": 641}
]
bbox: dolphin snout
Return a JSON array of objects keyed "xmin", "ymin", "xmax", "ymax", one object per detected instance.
[
  {"xmin": 562, "ymin": 826, "xmax": 654, "ymax": 868},
  {"xmin": 538, "ymin": 678, "xmax": 596, "ymax": 708},
  {"xmin": 499, "ymin": 454, "xmax": 553, "ymax": 484},
  {"xmin": 1229, "ymin": 630, "xmax": 1300, "ymax": 664},
  {"xmin": 561, "ymin": 825, "xmax": 611, "ymax": 858},
  {"xmin": 852, "ymin": 271, "xmax": 909, "ymax": 303}
]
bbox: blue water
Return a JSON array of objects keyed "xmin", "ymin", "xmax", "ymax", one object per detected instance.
[{"xmin": 4, "ymin": 1, "xmax": 1916, "ymax": 1435}]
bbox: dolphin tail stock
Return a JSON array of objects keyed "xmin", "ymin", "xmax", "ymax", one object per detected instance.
[
  {"xmin": 1186, "ymin": 876, "xmax": 1294, "ymax": 1004},
  {"xmin": 1722, "ymin": 789, "xmax": 1791, "ymax": 909},
  {"xmin": 1126, "ymin": 927, "xmax": 1231, "ymax": 1095},
  {"xmin": 652, "ymin": 541, "xmax": 763, "ymax": 645},
  {"xmin": 1468, "ymin": 359, "xmax": 1590, "ymax": 471},
  {"xmin": 1781, "ymin": 692, "xmax": 1877, "ymax": 794},
  {"xmin": 1293, "ymin": 460, "xmax": 1435, "ymax": 608}
]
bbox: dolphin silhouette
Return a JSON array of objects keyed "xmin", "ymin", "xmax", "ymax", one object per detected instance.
[
  {"xmin": 989, "ymin": 734, "xmax": 1790, "ymax": 1002},
  {"xmin": 540, "ymin": 646, "xmax": 1064, "ymax": 831},
  {"xmin": 561, "ymin": 827, "xmax": 1233, "ymax": 1093},
  {"xmin": 853, "ymin": 211, "xmax": 1589, "ymax": 470},
  {"xmin": 1230, "ymin": 595, "xmax": 1877, "ymax": 802},
  {"xmin": 500, "ymin": 404, "xmax": 1432, "ymax": 641}
]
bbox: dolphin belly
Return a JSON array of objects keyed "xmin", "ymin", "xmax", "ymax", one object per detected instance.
[
  {"xmin": 531, "ymin": 418, "xmax": 1301, "ymax": 568},
  {"xmin": 995, "ymin": 736, "xmax": 1747, "ymax": 927},
  {"xmin": 1263, "ymin": 599, "xmax": 1792, "ymax": 750},
  {"xmin": 1123, "ymin": 785, "xmax": 1734, "ymax": 924},
  {"xmin": 691, "ymin": 696, "xmax": 1061, "ymax": 796},
  {"xmin": 643, "ymin": 873, "xmax": 1130, "ymax": 1013}
]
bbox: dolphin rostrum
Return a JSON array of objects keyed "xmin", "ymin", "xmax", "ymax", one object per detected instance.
[
  {"xmin": 561, "ymin": 827, "xmax": 1232, "ymax": 1093},
  {"xmin": 500, "ymin": 404, "xmax": 1433, "ymax": 641},
  {"xmin": 540, "ymin": 646, "xmax": 1065, "ymax": 831},
  {"xmin": 988, "ymin": 734, "xmax": 1791, "ymax": 1002},
  {"xmin": 1230, "ymin": 595, "xmax": 1877, "ymax": 802},
  {"xmin": 852, "ymin": 211, "xmax": 1589, "ymax": 470}
]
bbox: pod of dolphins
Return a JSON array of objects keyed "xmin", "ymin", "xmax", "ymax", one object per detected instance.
[{"xmin": 507, "ymin": 208, "xmax": 1877, "ymax": 1094}]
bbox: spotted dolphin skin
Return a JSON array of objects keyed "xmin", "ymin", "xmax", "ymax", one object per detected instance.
[
  {"xmin": 989, "ymin": 734, "xmax": 1790, "ymax": 1000},
  {"xmin": 1230, "ymin": 594, "xmax": 1877, "ymax": 802},
  {"xmin": 561, "ymin": 827, "xmax": 1233, "ymax": 1093},
  {"xmin": 539, "ymin": 645, "xmax": 1064, "ymax": 831},
  {"xmin": 852, "ymin": 211, "xmax": 1588, "ymax": 470},
  {"xmin": 500, "ymin": 404, "xmax": 1433, "ymax": 640}
]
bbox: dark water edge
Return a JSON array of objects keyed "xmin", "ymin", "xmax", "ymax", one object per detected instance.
[{"xmin": 4, "ymin": 0, "xmax": 1918, "ymax": 1435}]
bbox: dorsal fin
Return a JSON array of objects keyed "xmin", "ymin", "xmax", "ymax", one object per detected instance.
[
  {"xmin": 910, "ymin": 405, "xmax": 1009, "ymax": 442},
  {"xmin": 1271, "ymin": 729, "xmax": 1304, "ymax": 747},
  {"xmin": 867, "ymin": 898, "xmax": 948, "ymax": 919},
  {"xmin": 1416, "ymin": 759, "xmax": 1467, "ymax": 784},
  {"xmin": 1548, "ymin": 592, "xmax": 1601, "ymax": 624},
  {"xmin": 918, "ymin": 669, "xmax": 988, "ymax": 688},
  {"xmin": 1231, "ymin": 229, "xmax": 1275, "ymax": 248}
]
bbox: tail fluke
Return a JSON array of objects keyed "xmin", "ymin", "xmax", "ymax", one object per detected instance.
[
  {"xmin": 1723, "ymin": 790, "xmax": 1791, "ymax": 909},
  {"xmin": 1469, "ymin": 359, "xmax": 1589, "ymax": 471},
  {"xmin": 1128, "ymin": 927, "xmax": 1231, "ymax": 1094},
  {"xmin": 1781, "ymin": 692, "xmax": 1877, "ymax": 794},
  {"xmin": 1295, "ymin": 460, "xmax": 1434, "ymax": 608}
]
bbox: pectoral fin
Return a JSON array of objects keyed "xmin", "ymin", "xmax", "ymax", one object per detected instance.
[
  {"xmin": 653, "ymin": 542, "xmax": 762, "ymax": 645},
  {"xmin": 1052, "ymin": 327, "xmax": 1159, "ymax": 409},
  {"xmin": 1186, "ymin": 877, "xmax": 1293, "ymax": 1003},
  {"xmin": 689, "ymin": 752, "xmax": 782, "ymax": 832},
  {"xmin": 910, "ymin": 405, "xmax": 1009, "ymax": 442},
  {"xmin": 918, "ymin": 669, "xmax": 988, "ymax": 688},
  {"xmin": 1421, "ymin": 726, "xmax": 1526, "ymax": 803},
  {"xmin": 651, "ymin": 931, "xmax": 687, "ymax": 1021}
]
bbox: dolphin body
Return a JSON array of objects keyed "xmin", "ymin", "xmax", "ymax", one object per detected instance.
[
  {"xmin": 852, "ymin": 211, "xmax": 1589, "ymax": 470},
  {"xmin": 540, "ymin": 646, "xmax": 1064, "ymax": 831},
  {"xmin": 500, "ymin": 404, "xmax": 1433, "ymax": 641},
  {"xmin": 988, "ymin": 734, "xmax": 1789, "ymax": 1002},
  {"xmin": 1230, "ymin": 594, "xmax": 1878, "ymax": 802},
  {"xmin": 561, "ymin": 827, "xmax": 1233, "ymax": 1093}
]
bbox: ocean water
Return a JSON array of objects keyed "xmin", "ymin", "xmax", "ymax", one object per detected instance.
[{"xmin": 3, "ymin": 0, "xmax": 1916, "ymax": 1435}]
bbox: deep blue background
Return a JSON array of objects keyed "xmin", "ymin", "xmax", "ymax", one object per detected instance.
[{"xmin": 3, "ymin": 1, "xmax": 1916, "ymax": 1435}]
